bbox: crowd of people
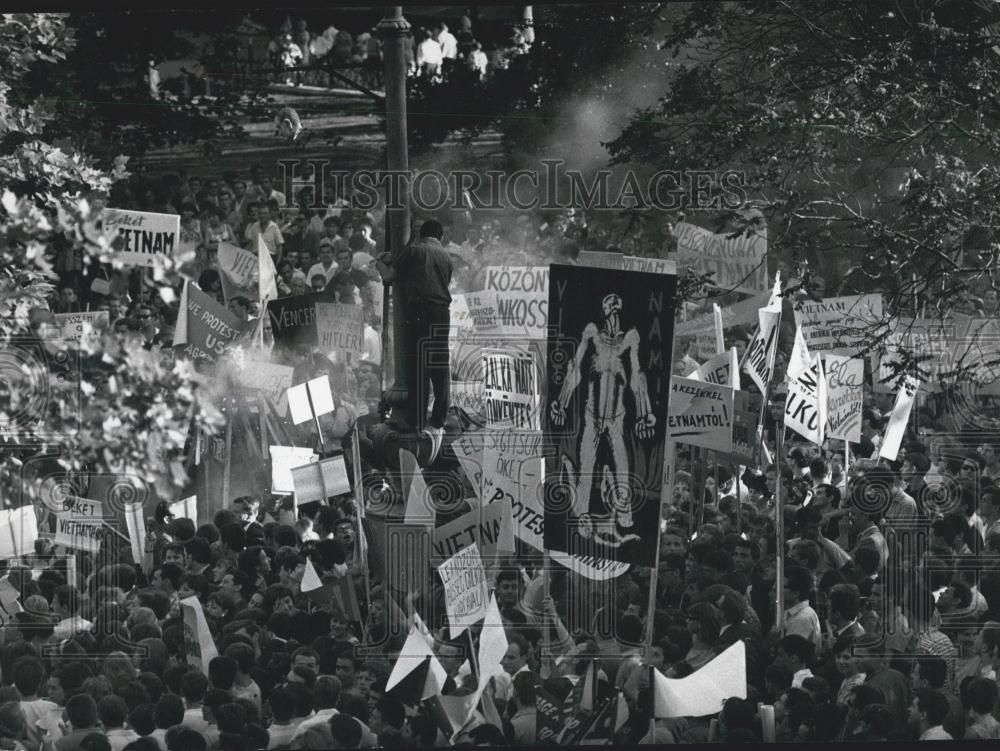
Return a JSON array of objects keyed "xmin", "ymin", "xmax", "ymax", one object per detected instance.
[{"xmin": 14, "ymin": 150, "xmax": 1000, "ymax": 751}]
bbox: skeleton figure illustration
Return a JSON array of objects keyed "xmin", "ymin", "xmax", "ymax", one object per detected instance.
[{"xmin": 550, "ymin": 293, "xmax": 655, "ymax": 547}]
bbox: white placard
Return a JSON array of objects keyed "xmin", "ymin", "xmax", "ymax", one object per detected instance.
[
  {"xmin": 102, "ymin": 209, "xmax": 181, "ymax": 268},
  {"xmin": 438, "ymin": 543, "xmax": 490, "ymax": 638}
]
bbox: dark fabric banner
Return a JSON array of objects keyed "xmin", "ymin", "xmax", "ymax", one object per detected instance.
[
  {"xmin": 266, "ymin": 289, "xmax": 336, "ymax": 349},
  {"xmin": 543, "ymin": 264, "xmax": 677, "ymax": 569}
]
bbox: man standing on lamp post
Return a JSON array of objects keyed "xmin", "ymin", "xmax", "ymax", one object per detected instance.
[{"xmin": 375, "ymin": 219, "xmax": 453, "ymax": 462}]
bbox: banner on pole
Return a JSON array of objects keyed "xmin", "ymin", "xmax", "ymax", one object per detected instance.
[
  {"xmin": 484, "ymin": 349, "xmax": 539, "ymax": 431},
  {"xmin": 316, "ymin": 302, "xmax": 365, "ymax": 359},
  {"xmin": 124, "ymin": 502, "xmax": 145, "ymax": 565},
  {"xmin": 102, "ymin": 209, "xmax": 180, "ymax": 267},
  {"xmin": 785, "ymin": 336, "xmax": 828, "ymax": 446},
  {"xmin": 722, "ymin": 391, "xmax": 763, "ymax": 465},
  {"xmin": 481, "ymin": 431, "xmax": 544, "ymax": 551},
  {"xmin": 180, "ymin": 596, "xmax": 219, "ymax": 674},
  {"xmin": 744, "ymin": 307, "xmax": 781, "ymax": 395},
  {"xmin": 544, "ymin": 264, "xmax": 676, "ymax": 569},
  {"xmin": 216, "ymin": 242, "xmax": 259, "ymax": 303},
  {"xmin": 880, "ymin": 375, "xmax": 920, "ymax": 461},
  {"xmin": 824, "ymin": 355, "xmax": 864, "ymax": 443},
  {"xmin": 292, "ymin": 456, "xmax": 351, "ymax": 505},
  {"xmin": 688, "ymin": 347, "xmax": 740, "ymax": 389},
  {"xmin": 0, "ymin": 506, "xmax": 39, "ymax": 561},
  {"xmin": 53, "ymin": 498, "xmax": 106, "ymax": 554},
  {"xmin": 667, "ymin": 377, "xmax": 735, "ymax": 452},
  {"xmin": 673, "ymin": 222, "xmax": 769, "ymax": 295},
  {"xmin": 173, "ymin": 283, "xmax": 245, "ymax": 362},
  {"xmin": 236, "ymin": 361, "xmax": 293, "ymax": 416},
  {"xmin": 431, "ymin": 502, "xmax": 514, "ymax": 564},
  {"xmin": 438, "ymin": 543, "xmax": 489, "ymax": 638},
  {"xmin": 269, "ymin": 446, "xmax": 319, "ymax": 495},
  {"xmin": 794, "ymin": 294, "xmax": 884, "ymax": 356},
  {"xmin": 267, "ymin": 292, "xmax": 332, "ymax": 348}
]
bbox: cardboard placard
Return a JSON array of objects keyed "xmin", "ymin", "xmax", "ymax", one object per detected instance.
[
  {"xmin": 667, "ymin": 377, "xmax": 735, "ymax": 452},
  {"xmin": 291, "ymin": 455, "xmax": 351, "ymax": 505},
  {"xmin": 270, "ymin": 446, "xmax": 318, "ymax": 495},
  {"xmin": 102, "ymin": 209, "xmax": 180, "ymax": 267},
  {"xmin": 53, "ymin": 498, "xmax": 106, "ymax": 553},
  {"xmin": 673, "ymin": 222, "xmax": 768, "ymax": 295},
  {"xmin": 438, "ymin": 543, "xmax": 490, "ymax": 638},
  {"xmin": 483, "ymin": 349, "xmax": 539, "ymax": 431},
  {"xmin": 315, "ymin": 302, "xmax": 365, "ymax": 358}
]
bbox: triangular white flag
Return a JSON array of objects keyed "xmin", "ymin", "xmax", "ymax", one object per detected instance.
[
  {"xmin": 476, "ymin": 594, "xmax": 508, "ymax": 691},
  {"xmin": 172, "ymin": 281, "xmax": 189, "ymax": 347},
  {"xmin": 400, "ymin": 448, "xmax": 434, "ymax": 526},
  {"xmin": 387, "ymin": 614, "xmax": 447, "ymax": 693},
  {"xmin": 653, "ymin": 641, "xmax": 746, "ymax": 718},
  {"xmin": 879, "ymin": 375, "xmax": 919, "ymax": 461},
  {"xmin": 258, "ymin": 235, "xmax": 279, "ymax": 302}
]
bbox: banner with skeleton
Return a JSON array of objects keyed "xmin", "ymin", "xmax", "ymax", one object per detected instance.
[{"xmin": 543, "ymin": 265, "xmax": 677, "ymax": 569}]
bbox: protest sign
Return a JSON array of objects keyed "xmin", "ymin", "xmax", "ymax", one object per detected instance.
[
  {"xmin": 794, "ymin": 294, "xmax": 884, "ymax": 356},
  {"xmin": 785, "ymin": 328, "xmax": 828, "ymax": 446},
  {"xmin": 102, "ymin": 209, "xmax": 180, "ymax": 267},
  {"xmin": 180, "ymin": 596, "xmax": 218, "ymax": 674},
  {"xmin": 723, "ymin": 390, "xmax": 762, "ymax": 465},
  {"xmin": 536, "ymin": 686, "xmax": 567, "ymax": 743},
  {"xmin": 676, "ymin": 293, "xmax": 770, "ymax": 339},
  {"xmin": 168, "ymin": 495, "xmax": 197, "ymax": 522},
  {"xmin": 315, "ymin": 302, "xmax": 365, "ymax": 359},
  {"xmin": 576, "ymin": 251, "xmax": 627, "ymax": 269},
  {"xmin": 667, "ymin": 377, "xmax": 735, "ymax": 452},
  {"xmin": 438, "ymin": 543, "xmax": 490, "ymax": 638},
  {"xmin": 236, "ymin": 361, "xmax": 293, "ymax": 416},
  {"xmin": 464, "ymin": 290, "xmax": 501, "ymax": 332},
  {"xmin": 877, "ymin": 317, "xmax": 959, "ymax": 393},
  {"xmin": 52, "ymin": 312, "xmax": 109, "ymax": 341},
  {"xmin": 173, "ymin": 283, "xmax": 244, "ymax": 362},
  {"xmin": 216, "ymin": 241, "xmax": 259, "ymax": 303},
  {"xmin": 482, "ymin": 431, "xmax": 545, "ymax": 551},
  {"xmin": 451, "ymin": 432, "xmax": 486, "ymax": 502},
  {"xmin": 484, "ymin": 349, "xmax": 539, "ymax": 431},
  {"xmin": 124, "ymin": 502, "xmax": 145, "ymax": 565},
  {"xmin": 550, "ymin": 551, "xmax": 631, "ymax": 580},
  {"xmin": 880, "ymin": 375, "xmax": 920, "ymax": 461},
  {"xmin": 744, "ymin": 306, "xmax": 781, "ymax": 395},
  {"xmin": 266, "ymin": 293, "xmax": 329, "ymax": 348},
  {"xmin": 485, "ymin": 266, "xmax": 549, "ymax": 339},
  {"xmin": 545, "ymin": 264, "xmax": 676, "ymax": 570},
  {"xmin": 653, "ymin": 641, "xmax": 747, "ymax": 718},
  {"xmin": 621, "ymin": 256, "xmax": 677, "ymax": 275},
  {"xmin": 54, "ymin": 498, "xmax": 106, "ymax": 553},
  {"xmin": 673, "ymin": 221, "xmax": 769, "ymax": 295},
  {"xmin": 689, "ymin": 347, "xmax": 740, "ymax": 389},
  {"xmin": 450, "ymin": 380, "xmax": 486, "ymax": 416},
  {"xmin": 431, "ymin": 502, "xmax": 514, "ymax": 564},
  {"xmin": 824, "ymin": 354, "xmax": 864, "ymax": 443},
  {"xmin": 291, "ymin": 456, "xmax": 351, "ymax": 504},
  {"xmin": 269, "ymin": 446, "xmax": 318, "ymax": 495},
  {"xmin": 0, "ymin": 506, "xmax": 39, "ymax": 560}
]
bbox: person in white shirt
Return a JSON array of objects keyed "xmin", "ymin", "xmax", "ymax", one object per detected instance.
[
  {"xmin": 179, "ymin": 671, "xmax": 212, "ymax": 735},
  {"xmin": 909, "ymin": 688, "xmax": 953, "ymax": 740},
  {"xmin": 266, "ymin": 687, "xmax": 299, "ymax": 749},
  {"xmin": 14, "ymin": 656, "xmax": 59, "ymax": 750},
  {"xmin": 436, "ymin": 22, "xmax": 458, "ymax": 60},
  {"xmin": 416, "ymin": 28, "xmax": 443, "ymax": 77},
  {"xmin": 782, "ymin": 566, "xmax": 823, "ymax": 652},
  {"xmin": 52, "ymin": 585, "xmax": 93, "ymax": 640},
  {"xmin": 308, "ymin": 239, "xmax": 340, "ymax": 286},
  {"xmin": 778, "ymin": 634, "xmax": 815, "ymax": 688},
  {"xmin": 98, "ymin": 696, "xmax": 139, "ymax": 751},
  {"xmin": 467, "ymin": 41, "xmax": 488, "ymax": 78}
]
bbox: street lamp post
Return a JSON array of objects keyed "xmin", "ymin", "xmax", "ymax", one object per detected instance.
[{"xmin": 378, "ymin": 6, "xmax": 412, "ymax": 429}]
